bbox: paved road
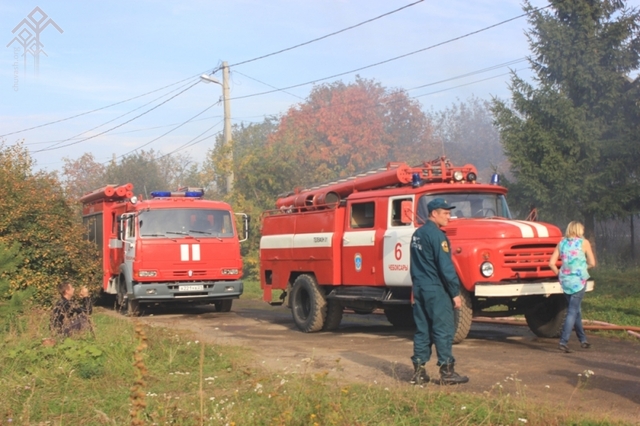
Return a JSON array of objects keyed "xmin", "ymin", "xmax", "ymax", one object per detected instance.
[{"xmin": 133, "ymin": 299, "xmax": 640, "ymax": 424}]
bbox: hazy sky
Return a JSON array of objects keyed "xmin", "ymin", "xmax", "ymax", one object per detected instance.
[{"xmin": 1, "ymin": 0, "xmax": 637, "ymax": 173}]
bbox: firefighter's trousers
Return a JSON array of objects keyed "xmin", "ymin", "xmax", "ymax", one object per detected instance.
[{"xmin": 411, "ymin": 284, "xmax": 455, "ymax": 367}]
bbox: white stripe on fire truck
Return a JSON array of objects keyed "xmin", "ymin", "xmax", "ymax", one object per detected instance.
[
  {"xmin": 180, "ymin": 244, "xmax": 189, "ymax": 261},
  {"xmin": 514, "ymin": 220, "xmax": 549, "ymax": 238},
  {"xmin": 261, "ymin": 233, "xmax": 333, "ymax": 249},
  {"xmin": 293, "ymin": 232, "xmax": 333, "ymax": 248},
  {"xmin": 343, "ymin": 230, "xmax": 376, "ymax": 247},
  {"xmin": 480, "ymin": 219, "xmax": 534, "ymax": 238},
  {"xmin": 260, "ymin": 234, "xmax": 294, "ymax": 249},
  {"xmin": 192, "ymin": 244, "xmax": 201, "ymax": 261}
]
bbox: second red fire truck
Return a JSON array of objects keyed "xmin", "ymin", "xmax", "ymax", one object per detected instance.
[
  {"xmin": 81, "ymin": 184, "xmax": 248, "ymax": 315},
  {"xmin": 260, "ymin": 157, "xmax": 594, "ymax": 342}
]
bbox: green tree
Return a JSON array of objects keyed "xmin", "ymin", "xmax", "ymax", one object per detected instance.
[
  {"xmin": 203, "ymin": 118, "xmax": 280, "ymax": 277},
  {"xmin": 492, "ymin": 0, "xmax": 640, "ymax": 235},
  {"xmin": 0, "ymin": 143, "xmax": 100, "ymax": 304}
]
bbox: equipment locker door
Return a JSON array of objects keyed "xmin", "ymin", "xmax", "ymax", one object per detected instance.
[
  {"xmin": 341, "ymin": 200, "xmax": 378, "ymax": 285},
  {"xmin": 382, "ymin": 196, "xmax": 415, "ymax": 286}
]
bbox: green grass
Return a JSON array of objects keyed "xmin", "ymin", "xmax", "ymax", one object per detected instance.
[
  {"xmin": 584, "ymin": 267, "xmax": 640, "ymax": 327},
  {"xmin": 242, "ymin": 279, "xmax": 263, "ymax": 300},
  {"xmin": 0, "ymin": 309, "xmax": 629, "ymax": 425}
]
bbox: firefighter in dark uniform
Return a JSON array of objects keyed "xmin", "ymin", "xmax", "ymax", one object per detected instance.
[{"xmin": 409, "ymin": 198, "xmax": 469, "ymax": 385}]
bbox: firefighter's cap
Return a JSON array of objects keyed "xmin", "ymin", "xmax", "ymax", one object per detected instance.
[{"xmin": 427, "ymin": 198, "xmax": 455, "ymax": 213}]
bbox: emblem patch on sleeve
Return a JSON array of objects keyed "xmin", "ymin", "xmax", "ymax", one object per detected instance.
[{"xmin": 441, "ymin": 240, "xmax": 449, "ymax": 253}]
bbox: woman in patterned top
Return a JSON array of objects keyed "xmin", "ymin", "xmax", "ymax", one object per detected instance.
[{"xmin": 549, "ymin": 221, "xmax": 596, "ymax": 353}]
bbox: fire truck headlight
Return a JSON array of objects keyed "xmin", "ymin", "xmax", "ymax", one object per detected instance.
[
  {"xmin": 453, "ymin": 171, "xmax": 464, "ymax": 182},
  {"xmin": 480, "ymin": 262, "xmax": 494, "ymax": 277},
  {"xmin": 222, "ymin": 269, "xmax": 239, "ymax": 275},
  {"xmin": 138, "ymin": 270, "xmax": 157, "ymax": 277}
]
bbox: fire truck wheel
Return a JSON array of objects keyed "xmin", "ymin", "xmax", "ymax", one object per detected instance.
[
  {"xmin": 453, "ymin": 288, "xmax": 473, "ymax": 344},
  {"xmin": 290, "ymin": 274, "xmax": 327, "ymax": 333},
  {"xmin": 214, "ymin": 299, "xmax": 233, "ymax": 312},
  {"xmin": 322, "ymin": 301, "xmax": 343, "ymax": 331},
  {"xmin": 524, "ymin": 294, "xmax": 568, "ymax": 338},
  {"xmin": 127, "ymin": 299, "xmax": 141, "ymax": 317},
  {"xmin": 117, "ymin": 276, "xmax": 141, "ymax": 317},
  {"xmin": 384, "ymin": 306, "xmax": 416, "ymax": 328}
]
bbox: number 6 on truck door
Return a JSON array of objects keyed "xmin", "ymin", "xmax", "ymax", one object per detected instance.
[{"xmin": 383, "ymin": 196, "xmax": 414, "ymax": 286}]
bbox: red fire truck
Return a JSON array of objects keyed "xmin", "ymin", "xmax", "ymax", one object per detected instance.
[
  {"xmin": 81, "ymin": 184, "xmax": 248, "ymax": 315},
  {"xmin": 260, "ymin": 158, "xmax": 594, "ymax": 342}
]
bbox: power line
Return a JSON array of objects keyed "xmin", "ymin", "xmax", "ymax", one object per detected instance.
[
  {"xmin": 228, "ymin": 6, "xmax": 549, "ymax": 101},
  {"xmin": 156, "ymin": 122, "xmax": 224, "ymax": 161},
  {"xmin": 1, "ymin": 71, "xmax": 216, "ymax": 138},
  {"xmin": 33, "ymin": 80, "xmax": 202, "ymax": 153},
  {"xmin": 411, "ymin": 70, "xmax": 520, "ymax": 99},
  {"xmin": 229, "ymin": 0, "xmax": 425, "ymax": 68},
  {"xmin": 105, "ymin": 101, "xmax": 222, "ymax": 163},
  {"xmin": 406, "ymin": 58, "xmax": 526, "ymax": 91},
  {"xmin": 233, "ymin": 70, "xmax": 305, "ymax": 100},
  {"xmin": 28, "ymin": 114, "xmax": 224, "ymax": 145},
  {"xmin": 28, "ymin": 79, "xmax": 199, "ymax": 149}
]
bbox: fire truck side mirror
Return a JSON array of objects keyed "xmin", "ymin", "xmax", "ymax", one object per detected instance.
[
  {"xmin": 235, "ymin": 213, "xmax": 250, "ymax": 242},
  {"xmin": 117, "ymin": 214, "xmax": 127, "ymax": 241},
  {"xmin": 400, "ymin": 200, "xmax": 413, "ymax": 225}
]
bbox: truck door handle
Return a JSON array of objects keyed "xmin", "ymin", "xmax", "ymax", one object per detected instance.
[{"xmin": 343, "ymin": 237, "xmax": 350, "ymax": 243}]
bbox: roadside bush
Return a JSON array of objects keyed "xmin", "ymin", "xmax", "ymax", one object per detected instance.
[{"xmin": 0, "ymin": 142, "xmax": 101, "ymax": 305}]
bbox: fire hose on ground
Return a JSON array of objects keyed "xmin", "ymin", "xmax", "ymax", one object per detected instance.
[{"xmin": 472, "ymin": 317, "xmax": 640, "ymax": 339}]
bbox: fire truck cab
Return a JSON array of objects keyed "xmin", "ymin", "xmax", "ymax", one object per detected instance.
[
  {"xmin": 260, "ymin": 158, "xmax": 594, "ymax": 342},
  {"xmin": 82, "ymin": 184, "xmax": 248, "ymax": 315}
]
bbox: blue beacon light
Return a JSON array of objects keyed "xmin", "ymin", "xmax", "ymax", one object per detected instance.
[
  {"xmin": 412, "ymin": 173, "xmax": 422, "ymax": 188},
  {"xmin": 490, "ymin": 173, "xmax": 500, "ymax": 185}
]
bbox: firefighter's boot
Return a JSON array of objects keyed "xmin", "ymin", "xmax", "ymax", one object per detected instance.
[
  {"xmin": 437, "ymin": 363, "xmax": 469, "ymax": 385},
  {"xmin": 410, "ymin": 363, "xmax": 429, "ymax": 385}
]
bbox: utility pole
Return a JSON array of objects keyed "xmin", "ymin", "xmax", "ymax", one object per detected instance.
[{"xmin": 221, "ymin": 62, "xmax": 233, "ymax": 194}]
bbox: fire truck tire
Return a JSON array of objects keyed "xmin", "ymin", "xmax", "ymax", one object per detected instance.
[
  {"xmin": 116, "ymin": 276, "xmax": 127, "ymax": 308},
  {"xmin": 322, "ymin": 301, "xmax": 343, "ymax": 331},
  {"xmin": 117, "ymin": 276, "xmax": 141, "ymax": 317},
  {"xmin": 384, "ymin": 306, "xmax": 416, "ymax": 328},
  {"xmin": 453, "ymin": 287, "xmax": 473, "ymax": 344},
  {"xmin": 290, "ymin": 274, "xmax": 327, "ymax": 333},
  {"xmin": 127, "ymin": 299, "xmax": 141, "ymax": 317},
  {"xmin": 524, "ymin": 294, "xmax": 568, "ymax": 338},
  {"xmin": 214, "ymin": 299, "xmax": 233, "ymax": 312}
]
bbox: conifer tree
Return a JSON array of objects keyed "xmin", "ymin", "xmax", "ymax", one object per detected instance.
[{"xmin": 492, "ymin": 0, "xmax": 640, "ymax": 236}]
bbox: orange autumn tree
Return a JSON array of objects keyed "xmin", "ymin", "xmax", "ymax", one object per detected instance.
[
  {"xmin": 204, "ymin": 79, "xmax": 436, "ymax": 278},
  {"xmin": 269, "ymin": 77, "xmax": 436, "ymax": 186},
  {"xmin": 0, "ymin": 142, "xmax": 100, "ymax": 304}
]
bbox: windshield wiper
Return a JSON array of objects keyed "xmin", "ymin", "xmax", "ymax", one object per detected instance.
[
  {"xmin": 188, "ymin": 229, "xmax": 212, "ymax": 235},
  {"xmin": 142, "ymin": 233, "xmax": 166, "ymax": 237},
  {"xmin": 166, "ymin": 231, "xmax": 188, "ymax": 235}
]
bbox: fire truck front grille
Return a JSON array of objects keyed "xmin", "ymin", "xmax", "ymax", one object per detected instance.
[
  {"xmin": 172, "ymin": 270, "xmax": 208, "ymax": 277},
  {"xmin": 502, "ymin": 244, "xmax": 556, "ymax": 273}
]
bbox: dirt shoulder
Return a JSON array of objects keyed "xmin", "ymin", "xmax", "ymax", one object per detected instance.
[{"xmin": 119, "ymin": 299, "xmax": 640, "ymax": 424}]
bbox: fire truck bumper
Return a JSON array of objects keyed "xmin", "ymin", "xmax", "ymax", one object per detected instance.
[
  {"xmin": 474, "ymin": 280, "xmax": 594, "ymax": 298},
  {"xmin": 131, "ymin": 280, "xmax": 243, "ymax": 302}
]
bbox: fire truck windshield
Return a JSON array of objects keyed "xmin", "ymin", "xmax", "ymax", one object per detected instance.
[
  {"xmin": 138, "ymin": 208, "xmax": 235, "ymax": 238},
  {"xmin": 416, "ymin": 193, "xmax": 512, "ymax": 224}
]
